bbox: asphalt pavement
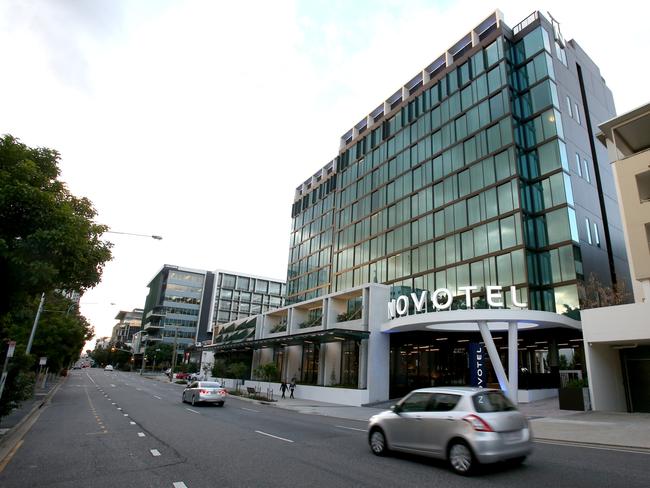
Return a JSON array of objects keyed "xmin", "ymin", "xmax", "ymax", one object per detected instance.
[{"xmin": 1, "ymin": 370, "xmax": 649, "ymax": 488}]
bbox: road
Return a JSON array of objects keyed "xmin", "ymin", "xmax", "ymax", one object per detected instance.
[{"xmin": 1, "ymin": 369, "xmax": 649, "ymax": 487}]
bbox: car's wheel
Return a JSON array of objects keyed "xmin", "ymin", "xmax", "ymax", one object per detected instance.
[
  {"xmin": 217, "ymin": 402, "xmax": 224, "ymax": 407},
  {"xmin": 181, "ymin": 393, "xmax": 186, "ymax": 403},
  {"xmin": 448, "ymin": 440, "xmax": 476, "ymax": 475},
  {"xmin": 369, "ymin": 428, "xmax": 389, "ymax": 456},
  {"xmin": 191, "ymin": 395, "xmax": 197, "ymax": 406}
]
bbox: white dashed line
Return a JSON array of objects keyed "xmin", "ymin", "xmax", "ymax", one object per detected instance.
[
  {"xmin": 138, "ymin": 432, "xmax": 146, "ymax": 437},
  {"xmin": 153, "ymin": 395, "xmax": 162, "ymax": 400},
  {"xmin": 123, "ymin": 414, "xmax": 129, "ymax": 416},
  {"xmin": 110, "ymin": 384, "xmax": 116, "ymax": 388},
  {"xmin": 255, "ymin": 430, "xmax": 294, "ymax": 443},
  {"xmin": 130, "ymin": 421, "xmax": 136, "ymax": 425},
  {"xmin": 185, "ymin": 408, "xmax": 200, "ymax": 414},
  {"xmin": 335, "ymin": 425, "xmax": 366, "ymax": 432},
  {"xmin": 150, "ymin": 449, "xmax": 161, "ymax": 456},
  {"xmin": 117, "ymin": 407, "xmax": 123, "ymax": 411},
  {"xmin": 173, "ymin": 482, "xmax": 188, "ymax": 488},
  {"xmin": 241, "ymin": 407, "xmax": 260, "ymax": 413}
]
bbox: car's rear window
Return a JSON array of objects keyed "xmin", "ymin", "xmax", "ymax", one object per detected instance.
[
  {"xmin": 200, "ymin": 382, "xmax": 223, "ymax": 388},
  {"xmin": 472, "ymin": 391, "xmax": 516, "ymax": 412}
]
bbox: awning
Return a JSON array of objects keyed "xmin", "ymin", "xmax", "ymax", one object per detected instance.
[{"xmin": 205, "ymin": 328, "xmax": 370, "ymax": 352}]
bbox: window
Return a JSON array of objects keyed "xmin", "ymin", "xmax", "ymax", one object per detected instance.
[
  {"xmin": 637, "ymin": 170, "xmax": 650, "ymax": 202},
  {"xmin": 472, "ymin": 391, "xmax": 516, "ymax": 412},
  {"xmin": 582, "ymin": 159, "xmax": 591, "ymax": 183},
  {"xmin": 301, "ymin": 342, "xmax": 320, "ymax": 385},
  {"xmin": 429, "ymin": 393, "xmax": 461, "ymax": 411},
  {"xmin": 593, "ymin": 222, "xmax": 601, "ymax": 247},
  {"xmin": 340, "ymin": 340, "xmax": 359, "ymax": 387},
  {"xmin": 575, "ymin": 153, "xmax": 582, "ymax": 177},
  {"xmin": 399, "ymin": 392, "xmax": 432, "ymax": 412},
  {"xmin": 585, "ymin": 218, "xmax": 593, "ymax": 244},
  {"xmin": 566, "ymin": 96, "xmax": 573, "ymax": 117},
  {"xmin": 574, "ymin": 103, "xmax": 581, "ymax": 125}
]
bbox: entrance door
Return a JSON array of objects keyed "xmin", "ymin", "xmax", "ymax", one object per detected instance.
[{"xmin": 622, "ymin": 346, "xmax": 650, "ymax": 413}]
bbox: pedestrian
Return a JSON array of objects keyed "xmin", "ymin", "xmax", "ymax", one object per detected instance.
[
  {"xmin": 289, "ymin": 378, "xmax": 296, "ymax": 399},
  {"xmin": 280, "ymin": 380, "xmax": 288, "ymax": 399}
]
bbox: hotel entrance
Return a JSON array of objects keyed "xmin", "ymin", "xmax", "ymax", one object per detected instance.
[{"xmin": 389, "ymin": 328, "xmax": 583, "ymax": 399}]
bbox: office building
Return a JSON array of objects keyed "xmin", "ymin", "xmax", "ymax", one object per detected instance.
[
  {"xmin": 110, "ymin": 308, "xmax": 143, "ymax": 348},
  {"xmin": 141, "ymin": 265, "xmax": 285, "ymax": 355}
]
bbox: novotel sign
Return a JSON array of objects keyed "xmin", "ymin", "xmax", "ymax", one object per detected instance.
[{"xmin": 387, "ymin": 285, "xmax": 527, "ymax": 319}]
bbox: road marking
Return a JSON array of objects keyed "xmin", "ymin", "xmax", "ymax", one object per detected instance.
[
  {"xmin": 111, "ymin": 402, "xmax": 116, "ymax": 405},
  {"xmin": 153, "ymin": 395, "xmax": 162, "ymax": 400},
  {"xmin": 138, "ymin": 432, "xmax": 146, "ymax": 437},
  {"xmin": 241, "ymin": 407, "xmax": 260, "ymax": 413},
  {"xmin": 535, "ymin": 439, "xmax": 650, "ymax": 455},
  {"xmin": 136, "ymin": 388, "xmax": 142, "ymax": 391},
  {"xmin": 173, "ymin": 483, "xmax": 188, "ymax": 488},
  {"xmin": 150, "ymin": 449, "xmax": 161, "ymax": 456},
  {"xmin": 0, "ymin": 439, "xmax": 24, "ymax": 473},
  {"xmin": 255, "ymin": 430, "xmax": 294, "ymax": 443},
  {"xmin": 123, "ymin": 414, "xmax": 129, "ymax": 416},
  {"xmin": 117, "ymin": 407, "xmax": 122, "ymax": 411},
  {"xmin": 130, "ymin": 421, "xmax": 136, "ymax": 425},
  {"xmin": 185, "ymin": 408, "xmax": 200, "ymax": 414},
  {"xmin": 335, "ymin": 425, "xmax": 366, "ymax": 432},
  {"xmin": 110, "ymin": 384, "xmax": 116, "ymax": 388}
]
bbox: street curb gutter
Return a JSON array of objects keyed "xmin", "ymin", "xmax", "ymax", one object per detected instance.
[
  {"xmin": 0, "ymin": 377, "xmax": 66, "ymax": 470},
  {"xmin": 534, "ymin": 437, "xmax": 650, "ymax": 454}
]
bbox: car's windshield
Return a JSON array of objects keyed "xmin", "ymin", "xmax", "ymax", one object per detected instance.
[
  {"xmin": 472, "ymin": 391, "xmax": 517, "ymax": 412},
  {"xmin": 199, "ymin": 382, "xmax": 223, "ymax": 388}
]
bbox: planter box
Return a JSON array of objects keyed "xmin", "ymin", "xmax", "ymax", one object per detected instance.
[{"xmin": 559, "ymin": 387, "xmax": 591, "ymax": 411}]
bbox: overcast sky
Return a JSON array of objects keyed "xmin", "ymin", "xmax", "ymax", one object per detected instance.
[{"xmin": 1, "ymin": 0, "xmax": 647, "ymax": 347}]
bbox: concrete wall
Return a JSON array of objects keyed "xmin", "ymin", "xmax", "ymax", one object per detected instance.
[
  {"xmin": 244, "ymin": 380, "xmax": 370, "ymax": 406},
  {"xmin": 366, "ymin": 285, "xmax": 391, "ymax": 403},
  {"xmin": 584, "ymin": 343, "xmax": 627, "ymax": 411},
  {"xmin": 582, "ymin": 302, "xmax": 650, "ymax": 411}
]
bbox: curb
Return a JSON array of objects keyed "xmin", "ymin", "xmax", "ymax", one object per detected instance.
[
  {"xmin": 0, "ymin": 377, "xmax": 65, "ymax": 468},
  {"xmin": 534, "ymin": 437, "xmax": 650, "ymax": 453}
]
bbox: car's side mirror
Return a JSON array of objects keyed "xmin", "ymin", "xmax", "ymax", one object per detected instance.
[{"xmin": 391, "ymin": 404, "xmax": 402, "ymax": 414}]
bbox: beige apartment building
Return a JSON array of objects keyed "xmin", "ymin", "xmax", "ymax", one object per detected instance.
[{"xmin": 582, "ymin": 103, "xmax": 650, "ymax": 412}]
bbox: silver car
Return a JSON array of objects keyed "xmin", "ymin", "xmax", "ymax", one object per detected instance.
[
  {"xmin": 182, "ymin": 381, "xmax": 227, "ymax": 407},
  {"xmin": 368, "ymin": 387, "xmax": 532, "ymax": 475}
]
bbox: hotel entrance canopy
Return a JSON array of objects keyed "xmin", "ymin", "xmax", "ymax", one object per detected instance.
[{"xmin": 382, "ymin": 309, "xmax": 581, "ymax": 402}]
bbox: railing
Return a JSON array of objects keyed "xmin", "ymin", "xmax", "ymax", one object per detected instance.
[{"xmin": 512, "ymin": 11, "xmax": 538, "ymax": 35}]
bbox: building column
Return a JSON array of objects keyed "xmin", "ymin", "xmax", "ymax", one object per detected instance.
[
  {"xmin": 508, "ymin": 321, "xmax": 518, "ymax": 404},
  {"xmin": 317, "ymin": 343, "xmax": 326, "ymax": 385},
  {"xmin": 478, "ymin": 321, "xmax": 509, "ymax": 394},
  {"xmin": 358, "ymin": 339, "xmax": 368, "ymax": 389}
]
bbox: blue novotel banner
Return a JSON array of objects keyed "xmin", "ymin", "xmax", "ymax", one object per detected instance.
[{"xmin": 469, "ymin": 342, "xmax": 486, "ymax": 388}]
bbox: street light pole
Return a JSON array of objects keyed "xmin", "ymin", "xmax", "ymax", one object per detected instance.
[
  {"xmin": 26, "ymin": 292, "xmax": 46, "ymax": 355},
  {"xmin": 170, "ymin": 327, "xmax": 179, "ymax": 382}
]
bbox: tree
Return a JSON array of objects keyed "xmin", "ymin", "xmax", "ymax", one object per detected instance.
[
  {"xmin": 578, "ymin": 273, "xmax": 632, "ymax": 309},
  {"xmin": 211, "ymin": 359, "xmax": 227, "ymax": 378},
  {"xmin": 254, "ymin": 362, "xmax": 279, "ymax": 382},
  {"xmin": 145, "ymin": 344, "xmax": 173, "ymax": 366},
  {"xmin": 0, "ymin": 135, "xmax": 113, "ymax": 316},
  {"xmin": 227, "ymin": 362, "xmax": 249, "ymax": 381}
]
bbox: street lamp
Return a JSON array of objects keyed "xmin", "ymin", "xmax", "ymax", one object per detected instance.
[{"xmin": 104, "ymin": 231, "xmax": 163, "ymax": 240}]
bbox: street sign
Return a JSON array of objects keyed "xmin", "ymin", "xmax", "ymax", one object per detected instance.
[
  {"xmin": 39, "ymin": 357, "xmax": 47, "ymax": 365},
  {"xmin": 6, "ymin": 341, "xmax": 16, "ymax": 358}
]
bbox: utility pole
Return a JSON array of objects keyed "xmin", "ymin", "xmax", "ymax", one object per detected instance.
[
  {"xmin": 26, "ymin": 293, "xmax": 46, "ymax": 355},
  {"xmin": 170, "ymin": 327, "xmax": 179, "ymax": 382}
]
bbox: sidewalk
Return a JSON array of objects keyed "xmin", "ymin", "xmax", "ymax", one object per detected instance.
[
  {"xmin": 0, "ymin": 378, "xmax": 61, "ymax": 437},
  {"xmin": 144, "ymin": 373, "xmax": 650, "ymax": 450}
]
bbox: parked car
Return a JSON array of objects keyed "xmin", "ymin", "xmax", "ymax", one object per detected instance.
[
  {"xmin": 367, "ymin": 387, "xmax": 532, "ymax": 475},
  {"xmin": 104, "ymin": 365, "xmax": 114, "ymax": 371},
  {"xmin": 175, "ymin": 372, "xmax": 191, "ymax": 380},
  {"xmin": 181, "ymin": 381, "xmax": 227, "ymax": 407}
]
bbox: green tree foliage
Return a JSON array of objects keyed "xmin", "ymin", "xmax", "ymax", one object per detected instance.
[
  {"xmin": 0, "ymin": 135, "xmax": 112, "ymax": 315},
  {"xmin": 145, "ymin": 343, "xmax": 173, "ymax": 365},
  {"xmin": 253, "ymin": 362, "xmax": 279, "ymax": 382},
  {"xmin": 227, "ymin": 362, "xmax": 249, "ymax": 381},
  {"xmin": 0, "ymin": 135, "xmax": 112, "ymax": 417},
  {"xmin": 211, "ymin": 359, "xmax": 227, "ymax": 378}
]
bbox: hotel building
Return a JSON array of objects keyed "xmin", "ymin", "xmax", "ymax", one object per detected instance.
[{"xmin": 206, "ymin": 10, "xmax": 631, "ymax": 404}]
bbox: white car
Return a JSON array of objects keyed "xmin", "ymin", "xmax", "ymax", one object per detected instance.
[{"xmin": 104, "ymin": 365, "xmax": 114, "ymax": 371}]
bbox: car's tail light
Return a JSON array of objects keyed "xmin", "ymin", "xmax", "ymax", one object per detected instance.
[
  {"xmin": 218, "ymin": 389, "xmax": 227, "ymax": 396},
  {"xmin": 200, "ymin": 389, "xmax": 209, "ymax": 394},
  {"xmin": 463, "ymin": 414, "xmax": 493, "ymax": 432}
]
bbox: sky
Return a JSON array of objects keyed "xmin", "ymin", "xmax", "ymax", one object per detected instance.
[{"xmin": 1, "ymin": 0, "xmax": 647, "ymax": 348}]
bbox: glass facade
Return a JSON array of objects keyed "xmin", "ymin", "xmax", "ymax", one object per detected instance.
[
  {"xmin": 286, "ymin": 16, "xmax": 607, "ymax": 315},
  {"xmin": 213, "ymin": 272, "xmax": 286, "ymax": 326}
]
